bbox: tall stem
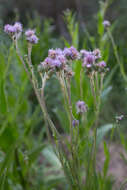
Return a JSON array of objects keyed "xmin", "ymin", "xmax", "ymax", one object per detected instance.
[
  {"xmin": 80, "ymin": 68, "xmax": 83, "ymax": 99},
  {"xmin": 15, "ymin": 39, "xmax": 32, "ymax": 83},
  {"xmin": 15, "ymin": 40, "xmax": 59, "ymax": 139},
  {"xmin": 93, "ymin": 73, "xmax": 104, "ymax": 169}
]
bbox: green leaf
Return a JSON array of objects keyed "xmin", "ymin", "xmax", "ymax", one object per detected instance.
[
  {"xmin": 0, "ymin": 141, "xmax": 17, "ymax": 178},
  {"xmin": 101, "ymin": 86, "xmax": 112, "ymax": 100},
  {"xmin": 28, "ymin": 144, "xmax": 46, "ymax": 166},
  {"xmin": 0, "ymin": 79, "xmax": 7, "ymax": 114},
  {"xmin": 42, "ymin": 146, "xmax": 61, "ymax": 169},
  {"xmin": 103, "ymin": 141, "xmax": 110, "ymax": 178},
  {"xmin": 97, "ymin": 124, "xmax": 114, "ymax": 145},
  {"xmin": 72, "ymin": 22, "xmax": 79, "ymax": 48},
  {"xmin": 97, "ymin": 11, "xmax": 104, "ymax": 37}
]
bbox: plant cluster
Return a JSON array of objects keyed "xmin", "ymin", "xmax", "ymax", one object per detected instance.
[{"xmin": 3, "ymin": 20, "xmax": 111, "ymax": 190}]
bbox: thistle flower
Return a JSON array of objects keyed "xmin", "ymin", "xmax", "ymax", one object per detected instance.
[
  {"xmin": 48, "ymin": 48, "xmax": 66, "ymax": 60},
  {"xmin": 97, "ymin": 61, "xmax": 106, "ymax": 67},
  {"xmin": 4, "ymin": 24, "xmax": 16, "ymax": 34},
  {"xmin": 76, "ymin": 100, "xmax": 87, "ymax": 114},
  {"xmin": 72, "ymin": 119, "xmax": 79, "ymax": 127},
  {"xmin": 64, "ymin": 46, "xmax": 79, "ymax": 60},
  {"xmin": 4, "ymin": 22, "xmax": 22, "ymax": 39},
  {"xmin": 52, "ymin": 59, "xmax": 62, "ymax": 69},
  {"xmin": 103, "ymin": 20, "xmax": 110, "ymax": 28},
  {"xmin": 48, "ymin": 49, "xmax": 57, "ymax": 59},
  {"xmin": 45, "ymin": 57, "xmax": 54, "ymax": 67},
  {"xmin": 57, "ymin": 54, "xmax": 66, "ymax": 65},
  {"xmin": 93, "ymin": 49, "xmax": 101, "ymax": 59},
  {"xmin": 13, "ymin": 22, "xmax": 22, "ymax": 33},
  {"xmin": 25, "ymin": 29, "xmax": 35, "ymax": 37},
  {"xmin": 82, "ymin": 54, "xmax": 95, "ymax": 67},
  {"xmin": 80, "ymin": 50, "xmax": 92, "ymax": 58},
  {"xmin": 55, "ymin": 48, "xmax": 63, "ymax": 55},
  {"xmin": 40, "ymin": 48, "xmax": 68, "ymax": 73},
  {"xmin": 39, "ymin": 57, "xmax": 53, "ymax": 71},
  {"xmin": 26, "ymin": 34, "xmax": 38, "ymax": 44}
]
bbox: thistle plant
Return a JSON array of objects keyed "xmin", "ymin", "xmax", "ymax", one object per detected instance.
[{"xmin": 4, "ymin": 22, "xmax": 109, "ymax": 190}]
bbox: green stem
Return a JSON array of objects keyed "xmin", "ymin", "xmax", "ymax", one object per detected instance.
[
  {"xmin": 93, "ymin": 74, "xmax": 104, "ymax": 169},
  {"xmin": 59, "ymin": 73, "xmax": 81, "ymax": 189},
  {"xmin": 80, "ymin": 68, "xmax": 83, "ymax": 99},
  {"xmin": 15, "ymin": 39, "xmax": 32, "ymax": 83},
  {"xmin": 90, "ymin": 73, "xmax": 97, "ymax": 110}
]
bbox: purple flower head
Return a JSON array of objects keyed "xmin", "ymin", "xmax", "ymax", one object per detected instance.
[
  {"xmin": 76, "ymin": 100, "xmax": 87, "ymax": 114},
  {"xmin": 45, "ymin": 57, "xmax": 53, "ymax": 66},
  {"xmin": 4, "ymin": 22, "xmax": 22, "ymax": 39},
  {"xmin": 57, "ymin": 54, "xmax": 66, "ymax": 65},
  {"xmin": 83, "ymin": 54, "xmax": 95, "ymax": 67},
  {"xmin": 4, "ymin": 24, "xmax": 16, "ymax": 34},
  {"xmin": 27, "ymin": 34, "xmax": 38, "ymax": 44},
  {"xmin": 48, "ymin": 49, "xmax": 57, "ymax": 59},
  {"xmin": 63, "ymin": 48, "xmax": 71, "ymax": 56},
  {"xmin": 103, "ymin": 20, "xmax": 110, "ymax": 28},
  {"xmin": 25, "ymin": 29, "xmax": 35, "ymax": 37},
  {"xmin": 55, "ymin": 48, "xmax": 63, "ymax": 56},
  {"xmin": 93, "ymin": 49, "xmax": 101, "ymax": 59},
  {"xmin": 52, "ymin": 59, "xmax": 62, "ymax": 69},
  {"xmin": 13, "ymin": 22, "xmax": 22, "ymax": 33},
  {"xmin": 86, "ymin": 64, "xmax": 92, "ymax": 68},
  {"xmin": 40, "ymin": 57, "xmax": 54, "ymax": 71},
  {"xmin": 80, "ymin": 50, "xmax": 92, "ymax": 58},
  {"xmin": 98, "ymin": 61, "xmax": 106, "ymax": 67},
  {"xmin": 72, "ymin": 119, "xmax": 79, "ymax": 127},
  {"xmin": 64, "ymin": 46, "xmax": 79, "ymax": 60}
]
